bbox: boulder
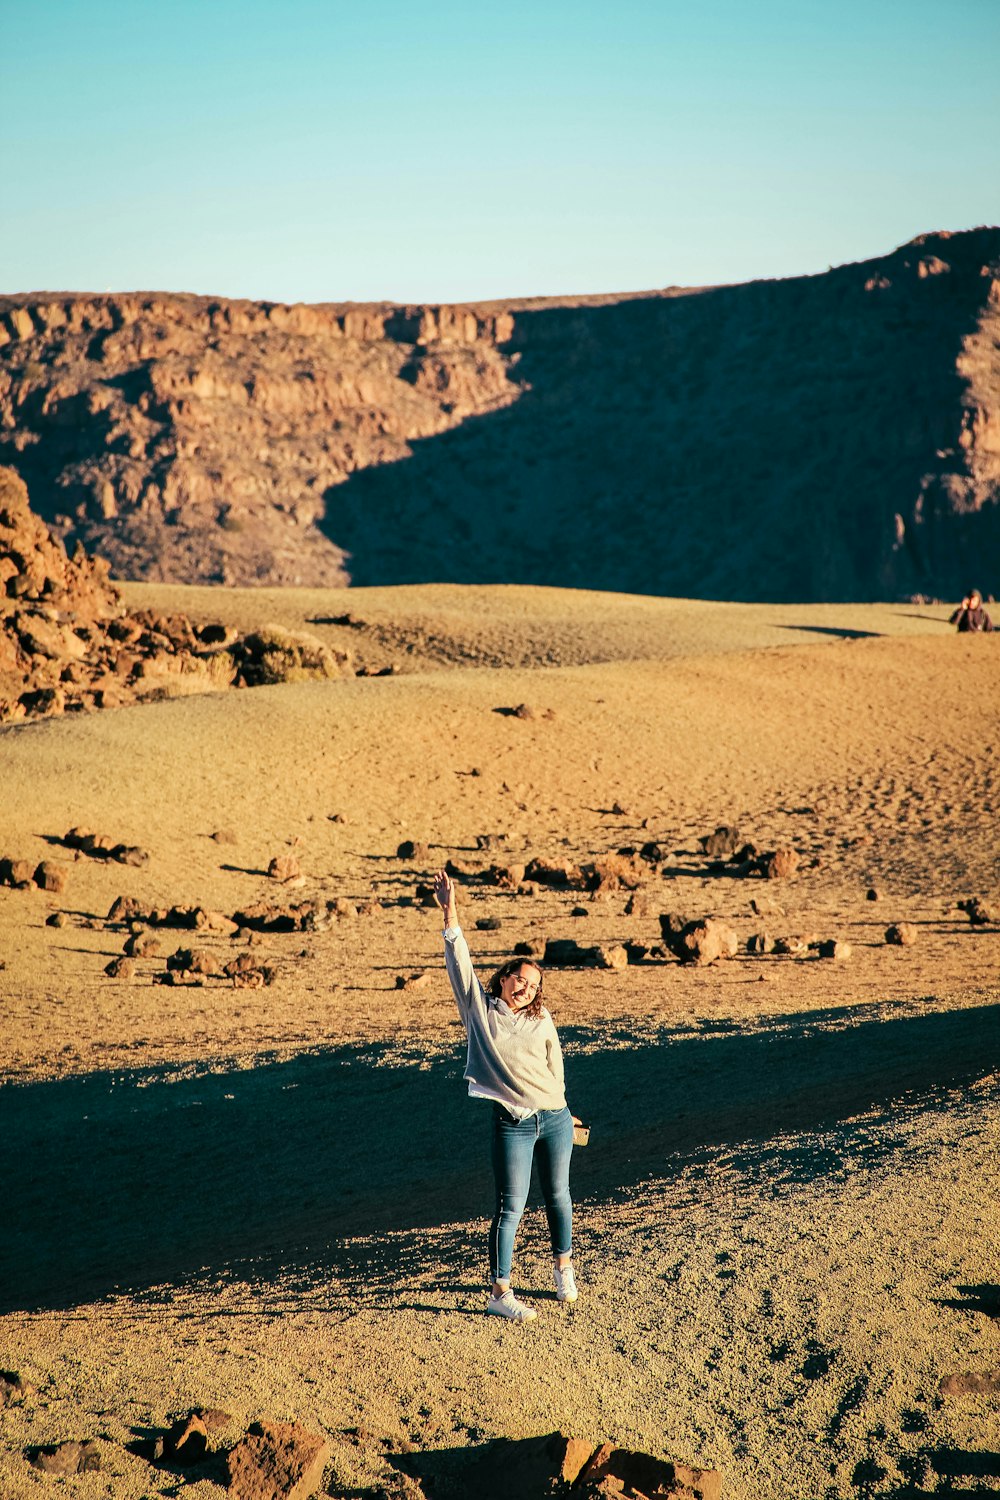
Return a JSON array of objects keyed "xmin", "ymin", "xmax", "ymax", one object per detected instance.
[
  {"xmin": 167, "ymin": 947, "xmax": 220, "ymax": 976},
  {"xmin": 0, "ymin": 857, "xmax": 33, "ymax": 888},
  {"xmin": 698, "ymin": 826, "xmax": 743, "ymax": 859},
  {"xmin": 773, "ymin": 935, "xmax": 810, "ymax": 957},
  {"xmin": 663, "ymin": 918, "xmax": 739, "ymax": 966},
  {"xmin": 33, "ymin": 860, "xmax": 68, "ymax": 892},
  {"xmin": 578, "ymin": 1443, "xmax": 721, "ymax": 1499},
  {"xmin": 586, "ymin": 854, "xmax": 645, "ymax": 892},
  {"xmin": 543, "ymin": 939, "xmax": 628, "ymax": 970},
  {"xmin": 761, "ymin": 846, "xmax": 800, "ymax": 880},
  {"xmin": 165, "ymin": 1412, "xmax": 210, "ymax": 1465},
  {"xmin": 524, "ymin": 857, "xmax": 588, "ymax": 890},
  {"xmin": 396, "ymin": 840, "xmax": 429, "ymax": 861},
  {"xmin": 29, "ymin": 1440, "xmax": 102, "ymax": 1475},
  {"xmin": 104, "ymin": 956, "xmax": 136, "ymax": 980},
  {"xmin": 45, "ymin": 911, "xmax": 67, "ymax": 927},
  {"xmin": 225, "ymin": 1420, "xmax": 330, "ymax": 1500},
  {"xmin": 816, "ymin": 939, "xmax": 852, "ymax": 960},
  {"xmin": 267, "ymin": 854, "xmax": 301, "ymax": 883},
  {"xmin": 885, "ymin": 922, "xmax": 918, "ymax": 946},
  {"xmin": 111, "ymin": 843, "xmax": 150, "ymax": 867},
  {"xmin": 658, "ymin": 912, "xmax": 689, "ymax": 940},
  {"xmin": 624, "ymin": 891, "xmax": 649, "ymax": 917},
  {"xmin": 123, "ymin": 930, "xmax": 161, "ymax": 958},
  {"xmin": 476, "ymin": 916, "xmax": 503, "ymax": 931},
  {"xmin": 0, "ymin": 1370, "xmax": 35, "ymax": 1405}
]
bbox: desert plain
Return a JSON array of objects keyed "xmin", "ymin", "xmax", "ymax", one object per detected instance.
[{"xmin": 0, "ymin": 581, "xmax": 998, "ymax": 1499}]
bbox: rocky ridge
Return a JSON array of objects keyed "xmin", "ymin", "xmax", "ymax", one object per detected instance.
[{"xmin": 2, "ymin": 227, "xmax": 999, "ymax": 600}]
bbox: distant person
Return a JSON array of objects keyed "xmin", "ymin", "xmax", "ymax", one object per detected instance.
[
  {"xmin": 433, "ymin": 869, "xmax": 580, "ymax": 1322},
  {"xmin": 949, "ymin": 589, "xmax": 994, "ymax": 633}
]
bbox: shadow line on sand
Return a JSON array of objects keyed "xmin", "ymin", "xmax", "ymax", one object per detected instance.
[{"xmin": 1, "ymin": 1001, "xmax": 997, "ymax": 1313}]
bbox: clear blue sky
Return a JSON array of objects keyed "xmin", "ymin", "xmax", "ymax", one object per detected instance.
[{"xmin": 2, "ymin": 0, "xmax": 998, "ymax": 303}]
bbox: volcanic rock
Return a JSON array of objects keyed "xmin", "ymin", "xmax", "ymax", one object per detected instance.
[
  {"xmin": 225, "ymin": 1420, "xmax": 331, "ymax": 1500},
  {"xmin": 0, "ymin": 1370, "xmax": 35, "ymax": 1406},
  {"xmin": 957, "ymin": 895, "xmax": 1000, "ymax": 925},
  {"xmin": 0, "ymin": 857, "xmax": 33, "ymax": 888},
  {"xmin": 816, "ymin": 939, "xmax": 852, "ymax": 960},
  {"xmin": 123, "ymin": 930, "xmax": 161, "ymax": 958},
  {"xmin": 104, "ymin": 956, "xmax": 136, "ymax": 980},
  {"xmin": 268, "ymin": 853, "xmax": 301, "ymax": 883},
  {"xmin": 29, "ymin": 1440, "xmax": 102, "ymax": 1475},
  {"xmin": 524, "ymin": 857, "xmax": 588, "ymax": 890},
  {"xmin": 33, "ymin": 860, "xmax": 67, "ymax": 892},
  {"xmin": 543, "ymin": 939, "xmax": 628, "ymax": 970},
  {"xmin": 698, "ymin": 826, "xmax": 743, "ymax": 859},
  {"xmin": 885, "ymin": 922, "xmax": 918, "ymax": 946},
  {"xmin": 396, "ymin": 840, "xmax": 430, "ymax": 861},
  {"xmin": 167, "ymin": 947, "xmax": 220, "ymax": 976},
  {"xmin": 662, "ymin": 917, "xmax": 739, "ymax": 966}
]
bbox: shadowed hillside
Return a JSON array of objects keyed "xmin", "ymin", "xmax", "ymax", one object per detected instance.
[{"xmin": 2, "ymin": 227, "xmax": 999, "ymax": 598}]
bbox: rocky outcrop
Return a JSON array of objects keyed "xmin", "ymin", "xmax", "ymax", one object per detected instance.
[
  {"xmin": 0, "ymin": 466, "xmax": 353, "ymax": 722},
  {"xmin": 2, "ymin": 227, "xmax": 999, "ymax": 599}
]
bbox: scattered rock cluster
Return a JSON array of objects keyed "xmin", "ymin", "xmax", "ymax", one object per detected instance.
[{"xmin": 0, "ymin": 857, "xmax": 68, "ymax": 893}]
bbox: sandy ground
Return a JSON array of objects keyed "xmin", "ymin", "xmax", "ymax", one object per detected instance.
[{"xmin": 1, "ymin": 586, "xmax": 998, "ymax": 1499}]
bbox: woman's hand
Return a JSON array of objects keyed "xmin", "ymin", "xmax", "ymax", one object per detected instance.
[
  {"xmin": 572, "ymin": 1115, "xmax": 583, "ymax": 1126},
  {"xmin": 433, "ymin": 869, "xmax": 458, "ymax": 927}
]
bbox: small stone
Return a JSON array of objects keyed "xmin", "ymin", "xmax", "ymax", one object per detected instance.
[
  {"xmin": 885, "ymin": 922, "xmax": 918, "ymax": 946},
  {"xmin": 123, "ymin": 931, "xmax": 161, "ymax": 958},
  {"xmin": 698, "ymin": 826, "xmax": 743, "ymax": 859},
  {"xmin": 268, "ymin": 854, "xmax": 301, "ymax": 882},
  {"xmin": 475, "ymin": 916, "xmax": 502, "ymax": 930},
  {"xmin": 45, "ymin": 911, "xmax": 67, "ymax": 928},
  {"xmin": 211, "ymin": 828, "xmax": 238, "ymax": 844},
  {"xmin": 396, "ymin": 840, "xmax": 430, "ymax": 862},
  {"xmin": 33, "ymin": 860, "xmax": 68, "ymax": 893},
  {"xmin": 957, "ymin": 896, "xmax": 1000, "ymax": 926},
  {"xmin": 746, "ymin": 932, "xmax": 774, "ymax": 955},
  {"xmin": 866, "ymin": 887, "xmax": 881, "ymax": 902},
  {"xmin": 111, "ymin": 844, "xmax": 150, "ymax": 867},
  {"xmin": 816, "ymin": 939, "xmax": 852, "ymax": 960},
  {"xmin": 513, "ymin": 940, "xmax": 541, "ymax": 958},
  {"xmin": 571, "ymin": 906, "xmax": 589, "ymax": 918},
  {"xmin": 624, "ymin": 892, "xmax": 648, "ymax": 917},
  {"xmin": 773, "ymin": 935, "xmax": 810, "ymax": 956},
  {"xmin": 396, "ymin": 971, "xmax": 433, "ymax": 992},
  {"xmin": 167, "ymin": 947, "xmax": 220, "ymax": 975},
  {"xmin": 104, "ymin": 956, "xmax": 136, "ymax": 980}
]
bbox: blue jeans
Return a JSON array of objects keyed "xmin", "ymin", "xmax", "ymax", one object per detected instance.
[{"xmin": 489, "ymin": 1104, "xmax": 574, "ymax": 1283}]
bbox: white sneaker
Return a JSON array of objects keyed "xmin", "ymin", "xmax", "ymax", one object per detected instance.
[
  {"xmin": 487, "ymin": 1290, "xmax": 538, "ymax": 1322},
  {"xmin": 554, "ymin": 1262, "xmax": 578, "ymax": 1303}
]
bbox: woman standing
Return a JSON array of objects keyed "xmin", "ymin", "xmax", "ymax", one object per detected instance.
[{"xmin": 434, "ymin": 870, "xmax": 578, "ymax": 1322}]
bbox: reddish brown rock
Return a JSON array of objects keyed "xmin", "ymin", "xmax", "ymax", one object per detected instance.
[
  {"xmin": 225, "ymin": 1419, "xmax": 330, "ymax": 1500},
  {"xmin": 104, "ymin": 956, "xmax": 136, "ymax": 980},
  {"xmin": 524, "ymin": 857, "xmax": 588, "ymax": 890},
  {"xmin": 123, "ymin": 930, "xmax": 161, "ymax": 958},
  {"xmin": 165, "ymin": 1413, "xmax": 210, "ymax": 1464},
  {"xmin": 33, "ymin": 860, "xmax": 68, "ymax": 893},
  {"xmin": 578, "ymin": 1443, "xmax": 721, "ymax": 1499},
  {"xmin": 698, "ymin": 826, "xmax": 743, "ymax": 859},
  {"xmin": 267, "ymin": 853, "xmax": 301, "ymax": 883},
  {"xmin": 586, "ymin": 854, "xmax": 645, "ymax": 892},
  {"xmin": 762, "ymin": 846, "xmax": 800, "ymax": 880},
  {"xmin": 663, "ymin": 917, "xmax": 739, "ymax": 966},
  {"xmin": 396, "ymin": 839, "xmax": 430, "ymax": 861},
  {"xmin": 0, "ymin": 857, "xmax": 33, "ymax": 888},
  {"xmin": 29, "ymin": 1440, "xmax": 102, "ymax": 1475},
  {"xmin": 0, "ymin": 1370, "xmax": 35, "ymax": 1406},
  {"xmin": 167, "ymin": 947, "xmax": 220, "ymax": 976},
  {"xmin": 543, "ymin": 939, "xmax": 629, "ymax": 970},
  {"xmin": 885, "ymin": 922, "xmax": 918, "ymax": 946},
  {"xmin": 939, "ymin": 1368, "xmax": 1000, "ymax": 1398}
]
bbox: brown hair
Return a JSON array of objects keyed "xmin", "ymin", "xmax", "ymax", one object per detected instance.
[{"xmin": 486, "ymin": 957, "xmax": 545, "ymax": 1020}]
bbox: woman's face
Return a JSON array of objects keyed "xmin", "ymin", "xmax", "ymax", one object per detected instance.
[{"xmin": 500, "ymin": 964, "xmax": 541, "ymax": 1010}]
